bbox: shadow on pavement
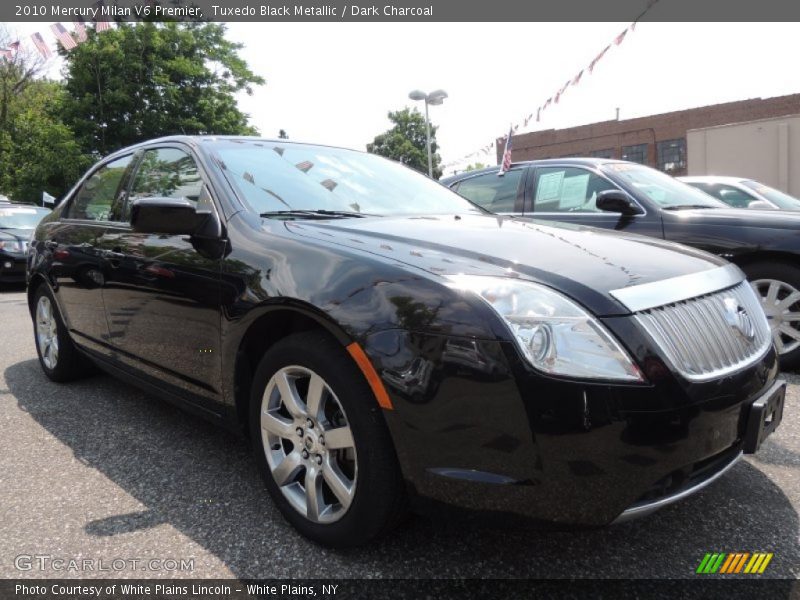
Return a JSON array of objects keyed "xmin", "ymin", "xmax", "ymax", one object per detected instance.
[{"xmin": 5, "ymin": 357, "xmax": 799, "ymax": 580}]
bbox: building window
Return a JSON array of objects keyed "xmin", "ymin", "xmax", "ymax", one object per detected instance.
[
  {"xmin": 621, "ymin": 143, "xmax": 648, "ymax": 164},
  {"xmin": 591, "ymin": 148, "xmax": 614, "ymax": 159},
  {"xmin": 656, "ymin": 138, "xmax": 686, "ymax": 173}
]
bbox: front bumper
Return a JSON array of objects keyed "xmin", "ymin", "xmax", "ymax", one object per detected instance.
[
  {"xmin": 366, "ymin": 328, "xmax": 781, "ymax": 528},
  {"xmin": 0, "ymin": 254, "xmax": 26, "ymax": 282}
]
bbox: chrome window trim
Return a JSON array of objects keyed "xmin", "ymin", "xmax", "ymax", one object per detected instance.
[{"xmin": 609, "ymin": 263, "xmax": 744, "ymax": 313}]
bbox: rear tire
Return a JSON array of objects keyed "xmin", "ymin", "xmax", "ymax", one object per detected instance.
[
  {"xmin": 249, "ymin": 331, "xmax": 406, "ymax": 547},
  {"xmin": 32, "ymin": 284, "xmax": 95, "ymax": 382},
  {"xmin": 742, "ymin": 261, "xmax": 800, "ymax": 371}
]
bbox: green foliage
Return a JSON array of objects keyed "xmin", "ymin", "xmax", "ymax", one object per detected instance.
[
  {"xmin": 0, "ymin": 78, "xmax": 90, "ymax": 203},
  {"xmin": 463, "ymin": 162, "xmax": 487, "ymax": 172},
  {"xmin": 367, "ymin": 107, "xmax": 442, "ymax": 179},
  {"xmin": 61, "ymin": 22, "xmax": 265, "ymax": 156}
]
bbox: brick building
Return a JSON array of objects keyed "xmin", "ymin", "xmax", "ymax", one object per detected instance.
[{"xmin": 503, "ymin": 93, "xmax": 800, "ymax": 177}]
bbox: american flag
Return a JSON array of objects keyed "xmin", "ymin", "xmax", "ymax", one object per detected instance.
[
  {"xmin": 51, "ymin": 23, "xmax": 78, "ymax": 50},
  {"xmin": 93, "ymin": 1, "xmax": 112, "ymax": 31},
  {"xmin": 31, "ymin": 33, "xmax": 52, "ymax": 59},
  {"xmin": 74, "ymin": 19, "xmax": 88, "ymax": 42},
  {"xmin": 498, "ymin": 126, "xmax": 513, "ymax": 176}
]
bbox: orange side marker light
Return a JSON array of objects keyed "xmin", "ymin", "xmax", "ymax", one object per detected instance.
[{"xmin": 346, "ymin": 342, "xmax": 393, "ymax": 410}]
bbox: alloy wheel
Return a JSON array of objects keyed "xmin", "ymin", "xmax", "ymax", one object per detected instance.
[
  {"xmin": 35, "ymin": 295, "xmax": 59, "ymax": 370},
  {"xmin": 751, "ymin": 278, "xmax": 800, "ymax": 355},
  {"xmin": 260, "ymin": 365, "xmax": 357, "ymax": 524}
]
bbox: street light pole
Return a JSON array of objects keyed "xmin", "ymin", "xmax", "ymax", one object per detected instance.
[
  {"xmin": 409, "ymin": 89, "xmax": 448, "ymax": 178},
  {"xmin": 423, "ymin": 100, "xmax": 432, "ymax": 177}
]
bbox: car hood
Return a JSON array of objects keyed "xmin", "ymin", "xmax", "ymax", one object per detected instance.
[
  {"xmin": 664, "ymin": 207, "xmax": 800, "ymax": 229},
  {"xmin": 283, "ymin": 214, "xmax": 726, "ymax": 316}
]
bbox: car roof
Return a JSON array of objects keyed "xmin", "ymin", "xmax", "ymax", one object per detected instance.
[
  {"xmin": 440, "ymin": 158, "xmax": 629, "ymax": 185},
  {"xmin": 678, "ymin": 175, "xmax": 748, "ymax": 184},
  {"xmin": 102, "ymin": 135, "xmax": 359, "ymax": 162}
]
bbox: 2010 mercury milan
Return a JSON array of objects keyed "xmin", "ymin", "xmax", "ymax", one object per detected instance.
[{"xmin": 27, "ymin": 137, "xmax": 784, "ymax": 546}]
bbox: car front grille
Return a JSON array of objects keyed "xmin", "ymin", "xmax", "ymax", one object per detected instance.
[{"xmin": 634, "ymin": 281, "xmax": 772, "ymax": 381}]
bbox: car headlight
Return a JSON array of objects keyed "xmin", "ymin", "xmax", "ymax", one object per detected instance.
[
  {"xmin": 449, "ymin": 275, "xmax": 643, "ymax": 382},
  {"xmin": 0, "ymin": 240, "xmax": 23, "ymax": 252}
]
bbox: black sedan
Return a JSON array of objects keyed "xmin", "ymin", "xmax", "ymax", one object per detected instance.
[
  {"xmin": 27, "ymin": 138, "xmax": 784, "ymax": 546},
  {"xmin": 442, "ymin": 159, "xmax": 800, "ymax": 369},
  {"xmin": 0, "ymin": 202, "xmax": 51, "ymax": 284}
]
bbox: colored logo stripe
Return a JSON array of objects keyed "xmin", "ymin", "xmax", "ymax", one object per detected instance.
[{"xmin": 697, "ymin": 552, "xmax": 773, "ymax": 574}]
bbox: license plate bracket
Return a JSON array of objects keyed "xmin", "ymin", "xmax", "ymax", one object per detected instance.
[{"xmin": 743, "ymin": 380, "xmax": 786, "ymax": 454}]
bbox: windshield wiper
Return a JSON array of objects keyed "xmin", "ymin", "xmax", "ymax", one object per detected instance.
[
  {"xmin": 663, "ymin": 205, "xmax": 719, "ymax": 210},
  {"xmin": 259, "ymin": 209, "xmax": 374, "ymax": 219}
]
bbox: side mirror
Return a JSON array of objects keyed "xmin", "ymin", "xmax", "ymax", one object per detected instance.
[
  {"xmin": 747, "ymin": 200, "xmax": 776, "ymax": 211},
  {"xmin": 130, "ymin": 197, "xmax": 201, "ymax": 235},
  {"xmin": 596, "ymin": 190, "xmax": 644, "ymax": 215}
]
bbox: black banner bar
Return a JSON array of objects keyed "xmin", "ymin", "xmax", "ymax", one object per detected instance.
[
  {"xmin": 1, "ymin": 579, "xmax": 797, "ymax": 600},
  {"xmin": 3, "ymin": 0, "xmax": 800, "ymax": 22}
]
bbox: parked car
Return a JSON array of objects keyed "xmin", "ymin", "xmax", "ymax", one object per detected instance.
[
  {"xmin": 442, "ymin": 159, "xmax": 800, "ymax": 369},
  {"xmin": 28, "ymin": 138, "xmax": 784, "ymax": 546},
  {"xmin": 679, "ymin": 175, "xmax": 800, "ymax": 211},
  {"xmin": 0, "ymin": 203, "xmax": 51, "ymax": 284}
]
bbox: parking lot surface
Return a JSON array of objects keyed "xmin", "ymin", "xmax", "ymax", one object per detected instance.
[{"xmin": 1, "ymin": 284, "xmax": 798, "ymax": 579}]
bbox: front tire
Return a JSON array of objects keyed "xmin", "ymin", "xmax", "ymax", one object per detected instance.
[
  {"xmin": 743, "ymin": 261, "xmax": 800, "ymax": 370},
  {"xmin": 32, "ymin": 284, "xmax": 95, "ymax": 382},
  {"xmin": 249, "ymin": 331, "xmax": 406, "ymax": 547}
]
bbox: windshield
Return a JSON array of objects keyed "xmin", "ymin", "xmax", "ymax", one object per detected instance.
[
  {"xmin": 212, "ymin": 142, "xmax": 483, "ymax": 217},
  {"xmin": 601, "ymin": 163, "xmax": 726, "ymax": 209},
  {"xmin": 741, "ymin": 180, "xmax": 800, "ymax": 210},
  {"xmin": 0, "ymin": 206, "xmax": 49, "ymax": 229}
]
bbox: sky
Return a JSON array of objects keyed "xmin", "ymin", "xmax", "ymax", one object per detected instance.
[{"xmin": 7, "ymin": 21, "xmax": 800, "ymax": 172}]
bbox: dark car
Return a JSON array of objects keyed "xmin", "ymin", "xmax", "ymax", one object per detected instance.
[
  {"xmin": 28, "ymin": 137, "xmax": 784, "ymax": 546},
  {"xmin": 442, "ymin": 159, "xmax": 800, "ymax": 369},
  {"xmin": 0, "ymin": 202, "xmax": 51, "ymax": 284}
]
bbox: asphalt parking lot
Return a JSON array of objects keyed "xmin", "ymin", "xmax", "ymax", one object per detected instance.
[{"xmin": 1, "ymin": 283, "xmax": 799, "ymax": 580}]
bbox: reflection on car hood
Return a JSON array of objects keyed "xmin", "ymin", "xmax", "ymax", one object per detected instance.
[{"xmin": 284, "ymin": 214, "xmax": 726, "ymax": 316}]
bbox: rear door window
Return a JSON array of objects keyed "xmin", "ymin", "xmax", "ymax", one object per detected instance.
[
  {"xmin": 454, "ymin": 169, "xmax": 524, "ymax": 213},
  {"xmin": 67, "ymin": 155, "xmax": 134, "ymax": 221}
]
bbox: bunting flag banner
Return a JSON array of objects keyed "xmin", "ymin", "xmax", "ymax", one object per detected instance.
[
  {"xmin": 51, "ymin": 23, "xmax": 78, "ymax": 50},
  {"xmin": 9, "ymin": 41, "xmax": 20, "ymax": 53},
  {"xmin": 0, "ymin": 49, "xmax": 11, "ymax": 62},
  {"xmin": 31, "ymin": 32, "xmax": 52, "ymax": 59},
  {"xmin": 74, "ymin": 19, "xmax": 88, "ymax": 43},
  {"xmin": 588, "ymin": 45, "xmax": 610, "ymax": 73},
  {"xmin": 443, "ymin": 0, "xmax": 663, "ymax": 171}
]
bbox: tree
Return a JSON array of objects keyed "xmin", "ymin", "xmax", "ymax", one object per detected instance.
[
  {"xmin": 367, "ymin": 107, "xmax": 442, "ymax": 179},
  {"xmin": 278, "ymin": 129, "xmax": 288, "ymax": 139},
  {"xmin": 463, "ymin": 162, "xmax": 486, "ymax": 172},
  {"xmin": 0, "ymin": 26, "xmax": 88, "ymax": 203},
  {"xmin": 61, "ymin": 22, "xmax": 265, "ymax": 156},
  {"xmin": 0, "ymin": 81, "xmax": 90, "ymax": 203}
]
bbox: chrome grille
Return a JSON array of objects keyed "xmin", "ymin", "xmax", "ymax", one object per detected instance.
[{"xmin": 635, "ymin": 281, "xmax": 772, "ymax": 381}]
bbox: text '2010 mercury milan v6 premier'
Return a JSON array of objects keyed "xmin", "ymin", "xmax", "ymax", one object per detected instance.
[{"xmin": 27, "ymin": 137, "xmax": 784, "ymax": 546}]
